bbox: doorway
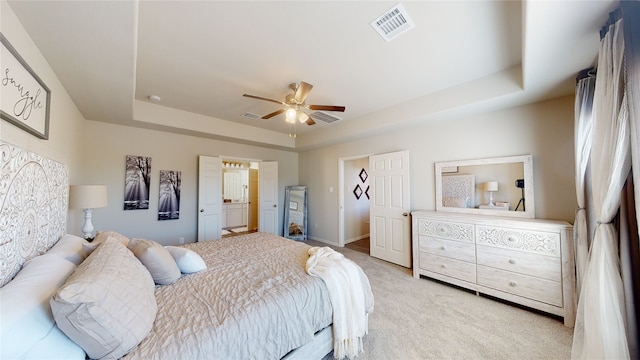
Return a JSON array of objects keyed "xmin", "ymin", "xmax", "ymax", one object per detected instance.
[
  {"xmin": 338, "ymin": 154, "xmax": 372, "ymax": 248},
  {"xmin": 221, "ymin": 158, "xmax": 258, "ymax": 237}
]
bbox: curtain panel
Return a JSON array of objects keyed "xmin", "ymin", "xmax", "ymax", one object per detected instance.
[
  {"xmin": 573, "ymin": 70, "xmax": 595, "ymax": 297},
  {"xmin": 571, "ymin": 8, "xmax": 632, "ymax": 359}
]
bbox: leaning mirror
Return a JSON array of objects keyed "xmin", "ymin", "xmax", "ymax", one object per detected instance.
[
  {"xmin": 283, "ymin": 186, "xmax": 308, "ymax": 240},
  {"xmin": 435, "ymin": 155, "xmax": 535, "ymax": 218}
]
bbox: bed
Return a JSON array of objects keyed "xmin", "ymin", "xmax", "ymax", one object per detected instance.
[{"xmin": 0, "ymin": 141, "xmax": 373, "ymax": 360}]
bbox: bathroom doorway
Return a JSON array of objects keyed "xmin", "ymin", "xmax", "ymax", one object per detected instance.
[{"xmin": 221, "ymin": 158, "xmax": 259, "ymax": 237}]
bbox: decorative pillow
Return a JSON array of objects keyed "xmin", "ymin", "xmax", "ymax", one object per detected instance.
[
  {"xmin": 129, "ymin": 238, "xmax": 181, "ymax": 285},
  {"xmin": 442, "ymin": 196, "xmax": 470, "ymax": 208},
  {"xmin": 50, "ymin": 237, "xmax": 157, "ymax": 360},
  {"xmin": 93, "ymin": 230, "xmax": 130, "ymax": 247},
  {"xmin": 47, "ymin": 233, "xmax": 94, "ymax": 265},
  {"xmin": 0, "ymin": 254, "xmax": 85, "ymax": 360},
  {"xmin": 165, "ymin": 246, "xmax": 207, "ymax": 274}
]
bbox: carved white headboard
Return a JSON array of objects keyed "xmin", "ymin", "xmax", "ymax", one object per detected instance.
[
  {"xmin": 0, "ymin": 141, "xmax": 69, "ymax": 287},
  {"xmin": 442, "ymin": 174, "xmax": 475, "ymax": 208}
]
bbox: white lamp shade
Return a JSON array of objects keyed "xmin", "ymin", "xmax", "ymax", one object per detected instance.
[
  {"xmin": 485, "ymin": 181, "xmax": 499, "ymax": 192},
  {"xmin": 69, "ymin": 185, "xmax": 108, "ymax": 209}
]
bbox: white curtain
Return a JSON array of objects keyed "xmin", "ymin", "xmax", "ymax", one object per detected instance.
[
  {"xmin": 573, "ymin": 70, "xmax": 595, "ymax": 296},
  {"xmin": 621, "ymin": 1, "xmax": 640, "ymax": 357},
  {"xmin": 571, "ymin": 9, "xmax": 631, "ymax": 360}
]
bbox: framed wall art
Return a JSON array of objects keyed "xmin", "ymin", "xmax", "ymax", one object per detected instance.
[
  {"xmin": 0, "ymin": 33, "xmax": 51, "ymax": 140},
  {"xmin": 158, "ymin": 170, "xmax": 181, "ymax": 220},
  {"xmin": 124, "ymin": 155, "xmax": 151, "ymax": 210}
]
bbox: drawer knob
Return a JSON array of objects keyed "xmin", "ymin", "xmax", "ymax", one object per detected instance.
[
  {"xmin": 440, "ymin": 246, "xmax": 446, "ymax": 250},
  {"xmin": 509, "ymin": 281, "xmax": 518, "ymax": 287},
  {"xmin": 508, "ymin": 236, "xmax": 518, "ymax": 242},
  {"xmin": 508, "ymin": 259, "xmax": 516, "ymax": 264},
  {"xmin": 441, "ymin": 264, "xmax": 447, "ymax": 269}
]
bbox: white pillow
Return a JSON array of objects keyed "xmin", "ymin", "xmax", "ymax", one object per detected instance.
[
  {"xmin": 93, "ymin": 230, "xmax": 130, "ymax": 247},
  {"xmin": 50, "ymin": 237, "xmax": 157, "ymax": 360},
  {"xmin": 0, "ymin": 254, "xmax": 85, "ymax": 360},
  {"xmin": 128, "ymin": 238, "xmax": 181, "ymax": 285},
  {"xmin": 47, "ymin": 233, "xmax": 93, "ymax": 265},
  {"xmin": 165, "ymin": 246, "xmax": 207, "ymax": 273}
]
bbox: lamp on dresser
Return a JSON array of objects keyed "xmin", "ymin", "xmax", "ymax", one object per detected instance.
[
  {"xmin": 69, "ymin": 185, "xmax": 108, "ymax": 240},
  {"xmin": 485, "ymin": 181, "xmax": 498, "ymax": 206}
]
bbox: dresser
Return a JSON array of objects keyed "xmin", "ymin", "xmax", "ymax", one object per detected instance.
[{"xmin": 411, "ymin": 211, "xmax": 575, "ymax": 327}]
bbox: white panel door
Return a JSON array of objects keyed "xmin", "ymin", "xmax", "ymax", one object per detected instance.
[
  {"xmin": 369, "ymin": 150, "xmax": 411, "ymax": 267},
  {"xmin": 259, "ymin": 161, "xmax": 278, "ymax": 235},
  {"xmin": 197, "ymin": 156, "xmax": 222, "ymax": 242}
]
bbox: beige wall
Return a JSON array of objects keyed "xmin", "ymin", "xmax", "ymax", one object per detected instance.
[
  {"xmin": 1, "ymin": 2, "xmax": 86, "ymax": 233},
  {"xmin": 79, "ymin": 121, "xmax": 298, "ymax": 244},
  {"xmin": 299, "ymin": 96, "xmax": 576, "ymax": 245}
]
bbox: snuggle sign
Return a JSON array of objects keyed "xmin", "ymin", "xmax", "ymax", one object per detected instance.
[{"xmin": 1, "ymin": 33, "xmax": 51, "ymax": 139}]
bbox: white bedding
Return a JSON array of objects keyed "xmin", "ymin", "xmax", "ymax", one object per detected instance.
[{"xmin": 123, "ymin": 233, "xmax": 334, "ymax": 360}]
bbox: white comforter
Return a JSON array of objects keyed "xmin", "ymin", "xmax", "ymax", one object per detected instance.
[{"xmin": 123, "ymin": 233, "xmax": 333, "ymax": 360}]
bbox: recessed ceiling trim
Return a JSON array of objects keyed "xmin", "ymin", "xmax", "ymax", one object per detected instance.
[{"xmin": 370, "ymin": 3, "xmax": 415, "ymax": 42}]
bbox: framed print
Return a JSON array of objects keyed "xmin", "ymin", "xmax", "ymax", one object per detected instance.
[
  {"xmin": 124, "ymin": 155, "xmax": 151, "ymax": 210},
  {"xmin": 158, "ymin": 170, "xmax": 181, "ymax": 220},
  {"xmin": 1, "ymin": 33, "xmax": 51, "ymax": 139},
  {"xmin": 289, "ymin": 201, "xmax": 298, "ymax": 210}
]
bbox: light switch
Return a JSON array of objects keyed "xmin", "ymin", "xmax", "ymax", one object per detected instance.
[{"xmin": 329, "ymin": 187, "xmax": 334, "ymax": 193}]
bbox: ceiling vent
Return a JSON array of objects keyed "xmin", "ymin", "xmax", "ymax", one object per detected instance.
[
  {"xmin": 310, "ymin": 111, "xmax": 342, "ymax": 124},
  {"xmin": 241, "ymin": 112, "xmax": 261, "ymax": 120},
  {"xmin": 370, "ymin": 3, "xmax": 415, "ymax": 42}
]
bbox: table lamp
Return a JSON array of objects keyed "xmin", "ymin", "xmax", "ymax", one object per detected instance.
[
  {"xmin": 485, "ymin": 181, "xmax": 498, "ymax": 206},
  {"xmin": 69, "ymin": 185, "xmax": 108, "ymax": 239}
]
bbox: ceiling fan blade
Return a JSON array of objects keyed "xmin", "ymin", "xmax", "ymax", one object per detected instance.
[
  {"xmin": 308, "ymin": 105, "xmax": 346, "ymax": 112},
  {"xmin": 262, "ymin": 109, "xmax": 285, "ymax": 119},
  {"xmin": 294, "ymin": 81, "xmax": 313, "ymax": 103},
  {"xmin": 243, "ymin": 94, "xmax": 285, "ymax": 105},
  {"xmin": 305, "ymin": 117, "xmax": 316, "ymax": 126}
]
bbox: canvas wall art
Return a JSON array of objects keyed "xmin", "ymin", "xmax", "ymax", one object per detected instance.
[
  {"xmin": 158, "ymin": 170, "xmax": 181, "ymax": 220},
  {"xmin": 124, "ymin": 155, "xmax": 151, "ymax": 210}
]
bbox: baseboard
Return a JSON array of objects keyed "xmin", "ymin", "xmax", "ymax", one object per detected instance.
[{"xmin": 345, "ymin": 233, "xmax": 370, "ymax": 244}]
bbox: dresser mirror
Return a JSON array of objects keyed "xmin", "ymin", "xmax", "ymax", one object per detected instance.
[
  {"xmin": 435, "ymin": 155, "xmax": 535, "ymax": 218},
  {"xmin": 283, "ymin": 186, "xmax": 308, "ymax": 240}
]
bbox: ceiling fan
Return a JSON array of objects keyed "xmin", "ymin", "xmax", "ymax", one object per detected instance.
[{"xmin": 242, "ymin": 81, "xmax": 346, "ymax": 126}]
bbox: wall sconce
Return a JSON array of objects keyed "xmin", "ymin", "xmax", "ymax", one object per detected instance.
[
  {"xmin": 485, "ymin": 181, "xmax": 498, "ymax": 206},
  {"xmin": 69, "ymin": 185, "xmax": 108, "ymax": 240}
]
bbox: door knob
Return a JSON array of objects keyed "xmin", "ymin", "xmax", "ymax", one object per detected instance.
[
  {"xmin": 200, "ymin": 209, "xmax": 204, "ymax": 212},
  {"xmin": 273, "ymin": 204, "xmax": 277, "ymax": 208},
  {"xmin": 403, "ymin": 212, "xmax": 409, "ymax": 216}
]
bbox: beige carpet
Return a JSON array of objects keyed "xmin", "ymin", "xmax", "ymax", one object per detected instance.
[{"xmin": 307, "ymin": 240, "xmax": 573, "ymax": 359}]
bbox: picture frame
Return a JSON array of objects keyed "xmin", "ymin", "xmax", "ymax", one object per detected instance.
[
  {"xmin": 1, "ymin": 33, "xmax": 51, "ymax": 140},
  {"xmin": 289, "ymin": 201, "xmax": 298, "ymax": 210}
]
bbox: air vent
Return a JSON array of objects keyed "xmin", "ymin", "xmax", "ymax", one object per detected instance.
[
  {"xmin": 370, "ymin": 3, "xmax": 415, "ymax": 42},
  {"xmin": 310, "ymin": 111, "xmax": 342, "ymax": 124},
  {"xmin": 241, "ymin": 112, "xmax": 261, "ymax": 120}
]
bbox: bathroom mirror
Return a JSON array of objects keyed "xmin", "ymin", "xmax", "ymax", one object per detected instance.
[
  {"xmin": 435, "ymin": 155, "xmax": 535, "ymax": 218},
  {"xmin": 283, "ymin": 186, "xmax": 308, "ymax": 240}
]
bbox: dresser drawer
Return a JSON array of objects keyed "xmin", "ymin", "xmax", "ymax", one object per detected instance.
[
  {"xmin": 476, "ymin": 225, "xmax": 560, "ymax": 257},
  {"xmin": 417, "ymin": 219, "xmax": 474, "ymax": 243},
  {"xmin": 420, "ymin": 236, "xmax": 475, "ymax": 263},
  {"xmin": 419, "ymin": 253, "xmax": 476, "ymax": 283},
  {"xmin": 476, "ymin": 245, "xmax": 561, "ymax": 281},
  {"xmin": 477, "ymin": 265, "xmax": 562, "ymax": 307}
]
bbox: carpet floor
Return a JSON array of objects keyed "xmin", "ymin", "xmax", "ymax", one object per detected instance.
[{"xmin": 307, "ymin": 239, "xmax": 573, "ymax": 359}]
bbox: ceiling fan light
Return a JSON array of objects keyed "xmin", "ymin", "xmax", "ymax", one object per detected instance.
[
  {"xmin": 285, "ymin": 108, "xmax": 297, "ymax": 122},
  {"xmin": 298, "ymin": 112, "xmax": 309, "ymax": 123}
]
